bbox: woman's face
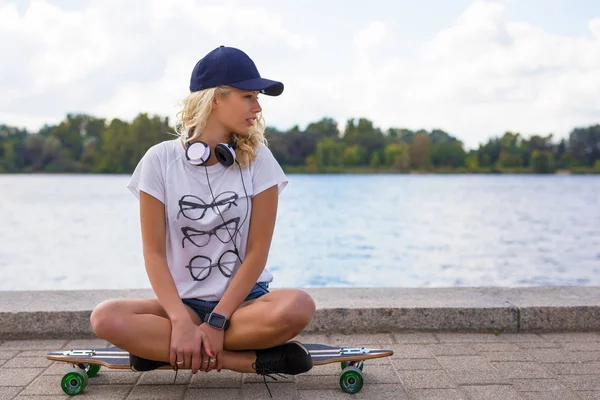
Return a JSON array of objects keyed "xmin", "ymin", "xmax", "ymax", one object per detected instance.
[{"xmin": 214, "ymin": 88, "xmax": 262, "ymax": 136}]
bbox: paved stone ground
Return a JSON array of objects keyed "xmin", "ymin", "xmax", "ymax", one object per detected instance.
[{"xmin": 1, "ymin": 331, "xmax": 600, "ymax": 399}]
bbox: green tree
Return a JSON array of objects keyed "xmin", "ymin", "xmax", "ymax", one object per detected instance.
[
  {"xmin": 477, "ymin": 137, "xmax": 501, "ymax": 167},
  {"xmin": 0, "ymin": 141, "xmax": 17, "ymax": 172},
  {"xmin": 306, "ymin": 117, "xmax": 339, "ymax": 137},
  {"xmin": 497, "ymin": 132, "xmax": 525, "ymax": 168},
  {"xmin": 370, "ymin": 151, "xmax": 382, "ymax": 168},
  {"xmin": 343, "ymin": 118, "xmax": 385, "ymax": 164},
  {"xmin": 315, "ymin": 138, "xmax": 345, "ymax": 167},
  {"xmin": 522, "ymin": 134, "xmax": 553, "ymax": 166},
  {"xmin": 554, "ymin": 138, "xmax": 569, "ymax": 169},
  {"xmin": 465, "ymin": 152, "xmax": 479, "ymax": 169},
  {"xmin": 94, "ymin": 119, "xmax": 132, "ymax": 173},
  {"xmin": 531, "ymin": 150, "xmax": 555, "ymax": 173},
  {"xmin": 343, "ymin": 145, "xmax": 368, "ymax": 166},
  {"xmin": 48, "ymin": 114, "xmax": 87, "ymax": 162},
  {"xmin": 431, "ymin": 141, "xmax": 467, "ymax": 168},
  {"xmin": 267, "ymin": 126, "xmax": 323, "ymax": 166},
  {"xmin": 386, "ymin": 128, "xmax": 414, "ymax": 144},
  {"xmin": 304, "ymin": 154, "xmax": 317, "ymax": 173},
  {"xmin": 384, "ymin": 143, "xmax": 410, "ymax": 170},
  {"xmin": 568, "ymin": 124, "xmax": 600, "ymax": 166},
  {"xmin": 410, "ymin": 132, "xmax": 432, "ymax": 169}
]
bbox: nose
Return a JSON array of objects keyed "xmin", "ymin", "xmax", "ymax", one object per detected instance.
[{"xmin": 252, "ymin": 98, "xmax": 262, "ymax": 113}]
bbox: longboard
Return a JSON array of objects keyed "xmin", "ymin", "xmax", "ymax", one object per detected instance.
[{"xmin": 46, "ymin": 343, "xmax": 393, "ymax": 395}]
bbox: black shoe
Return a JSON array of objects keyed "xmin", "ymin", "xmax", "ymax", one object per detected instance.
[
  {"xmin": 253, "ymin": 341, "xmax": 313, "ymax": 397},
  {"xmin": 254, "ymin": 340, "xmax": 313, "ymax": 376},
  {"xmin": 129, "ymin": 353, "xmax": 170, "ymax": 372}
]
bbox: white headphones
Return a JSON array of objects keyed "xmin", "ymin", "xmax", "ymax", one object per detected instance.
[{"xmin": 184, "ymin": 133, "xmax": 237, "ymax": 167}]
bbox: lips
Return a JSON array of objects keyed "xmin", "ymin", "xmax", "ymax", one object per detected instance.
[{"xmin": 246, "ymin": 118, "xmax": 255, "ymax": 125}]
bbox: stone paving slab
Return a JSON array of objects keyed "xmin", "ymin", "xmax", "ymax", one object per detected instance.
[{"xmin": 1, "ymin": 331, "xmax": 600, "ymax": 399}]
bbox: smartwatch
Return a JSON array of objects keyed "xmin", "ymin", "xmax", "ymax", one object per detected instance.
[{"xmin": 205, "ymin": 312, "xmax": 230, "ymax": 330}]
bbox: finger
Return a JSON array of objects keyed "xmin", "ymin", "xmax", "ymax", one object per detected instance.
[
  {"xmin": 207, "ymin": 353, "xmax": 216, "ymax": 373},
  {"xmin": 201, "ymin": 336, "xmax": 213, "ymax": 372},
  {"xmin": 217, "ymin": 352, "xmax": 223, "ymax": 372},
  {"xmin": 185, "ymin": 349, "xmax": 193, "ymax": 370},
  {"xmin": 202, "ymin": 339, "xmax": 214, "ymax": 360},
  {"xmin": 206, "ymin": 351, "xmax": 214, "ymax": 373},
  {"xmin": 169, "ymin": 346, "xmax": 177, "ymax": 368},
  {"xmin": 209, "ymin": 355, "xmax": 217, "ymax": 373},
  {"xmin": 191, "ymin": 343, "xmax": 201, "ymax": 374},
  {"xmin": 177, "ymin": 350, "xmax": 185, "ymax": 369},
  {"xmin": 201, "ymin": 348, "xmax": 210, "ymax": 373}
]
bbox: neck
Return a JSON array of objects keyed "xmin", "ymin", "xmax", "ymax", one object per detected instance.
[{"xmin": 201, "ymin": 117, "xmax": 231, "ymax": 146}]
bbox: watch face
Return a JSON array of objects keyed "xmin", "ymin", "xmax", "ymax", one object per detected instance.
[{"xmin": 209, "ymin": 313, "xmax": 226, "ymax": 329}]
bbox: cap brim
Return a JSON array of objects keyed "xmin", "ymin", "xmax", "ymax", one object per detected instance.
[{"xmin": 229, "ymin": 77, "xmax": 284, "ymax": 96}]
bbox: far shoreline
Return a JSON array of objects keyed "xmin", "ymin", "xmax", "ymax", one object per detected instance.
[{"xmin": 0, "ymin": 167, "xmax": 599, "ymax": 176}]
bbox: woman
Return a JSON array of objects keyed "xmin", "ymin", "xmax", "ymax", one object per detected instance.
[{"xmin": 90, "ymin": 46, "xmax": 315, "ymax": 382}]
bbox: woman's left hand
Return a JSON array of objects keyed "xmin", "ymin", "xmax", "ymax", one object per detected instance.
[{"xmin": 199, "ymin": 323, "xmax": 225, "ymax": 372}]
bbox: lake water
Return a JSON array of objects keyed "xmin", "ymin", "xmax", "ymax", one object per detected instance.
[{"xmin": 0, "ymin": 174, "xmax": 599, "ymax": 291}]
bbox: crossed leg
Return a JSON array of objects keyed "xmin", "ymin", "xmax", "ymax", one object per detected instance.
[{"xmin": 90, "ymin": 289, "xmax": 316, "ymax": 373}]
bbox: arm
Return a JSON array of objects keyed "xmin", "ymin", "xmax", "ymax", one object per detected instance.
[
  {"xmin": 140, "ymin": 191, "xmax": 212, "ymax": 372},
  {"xmin": 212, "ymin": 184, "xmax": 279, "ymax": 319},
  {"xmin": 139, "ymin": 191, "xmax": 190, "ymax": 323}
]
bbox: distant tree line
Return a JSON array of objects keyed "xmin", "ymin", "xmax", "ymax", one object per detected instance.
[{"xmin": 1, "ymin": 113, "xmax": 599, "ymax": 174}]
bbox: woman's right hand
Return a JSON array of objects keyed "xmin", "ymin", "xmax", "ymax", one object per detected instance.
[{"xmin": 169, "ymin": 317, "xmax": 214, "ymax": 374}]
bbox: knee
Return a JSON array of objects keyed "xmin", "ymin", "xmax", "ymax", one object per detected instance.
[
  {"xmin": 279, "ymin": 290, "xmax": 316, "ymax": 330},
  {"xmin": 90, "ymin": 300, "xmax": 126, "ymax": 341}
]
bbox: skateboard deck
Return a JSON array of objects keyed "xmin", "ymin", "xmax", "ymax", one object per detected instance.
[{"xmin": 46, "ymin": 343, "xmax": 393, "ymax": 395}]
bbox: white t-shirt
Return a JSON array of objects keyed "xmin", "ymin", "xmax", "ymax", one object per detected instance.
[{"xmin": 127, "ymin": 138, "xmax": 288, "ymax": 301}]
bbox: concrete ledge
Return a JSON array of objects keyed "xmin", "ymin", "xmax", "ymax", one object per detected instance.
[{"xmin": 1, "ymin": 287, "xmax": 599, "ymax": 339}]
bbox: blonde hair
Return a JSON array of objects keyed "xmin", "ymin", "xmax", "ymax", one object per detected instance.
[{"xmin": 174, "ymin": 86, "xmax": 267, "ymax": 167}]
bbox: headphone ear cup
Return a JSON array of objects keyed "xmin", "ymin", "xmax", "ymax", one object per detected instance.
[
  {"xmin": 215, "ymin": 143, "xmax": 236, "ymax": 167},
  {"xmin": 186, "ymin": 141, "xmax": 210, "ymax": 165}
]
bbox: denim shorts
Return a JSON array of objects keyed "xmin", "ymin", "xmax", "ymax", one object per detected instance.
[{"xmin": 181, "ymin": 282, "xmax": 270, "ymax": 323}]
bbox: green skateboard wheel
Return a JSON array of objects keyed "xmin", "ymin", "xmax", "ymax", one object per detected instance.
[
  {"xmin": 340, "ymin": 366, "xmax": 364, "ymax": 394},
  {"xmin": 61, "ymin": 368, "xmax": 89, "ymax": 396},
  {"xmin": 84, "ymin": 364, "xmax": 101, "ymax": 378}
]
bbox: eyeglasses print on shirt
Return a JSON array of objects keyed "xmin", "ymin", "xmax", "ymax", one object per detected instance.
[
  {"xmin": 185, "ymin": 249, "xmax": 238, "ymax": 281},
  {"xmin": 181, "ymin": 217, "xmax": 240, "ymax": 248},
  {"xmin": 177, "ymin": 191, "xmax": 238, "ymax": 221},
  {"xmin": 178, "ymin": 191, "xmax": 242, "ymax": 281}
]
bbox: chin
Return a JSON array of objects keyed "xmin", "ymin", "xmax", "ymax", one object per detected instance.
[{"xmin": 233, "ymin": 127, "xmax": 251, "ymax": 136}]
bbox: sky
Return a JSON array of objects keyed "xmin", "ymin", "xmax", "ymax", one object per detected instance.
[{"xmin": 1, "ymin": 0, "xmax": 599, "ymax": 149}]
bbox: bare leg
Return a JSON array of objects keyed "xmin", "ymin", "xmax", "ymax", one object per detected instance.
[
  {"xmin": 224, "ymin": 289, "xmax": 316, "ymax": 350},
  {"xmin": 89, "ymin": 289, "xmax": 315, "ymax": 372},
  {"xmin": 90, "ymin": 299, "xmax": 258, "ymax": 372}
]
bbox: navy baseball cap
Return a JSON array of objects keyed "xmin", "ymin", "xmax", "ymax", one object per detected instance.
[{"xmin": 190, "ymin": 46, "xmax": 284, "ymax": 96}]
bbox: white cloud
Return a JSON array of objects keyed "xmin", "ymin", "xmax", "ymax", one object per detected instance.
[
  {"xmin": 590, "ymin": 18, "xmax": 600, "ymax": 39},
  {"xmin": 354, "ymin": 21, "xmax": 386, "ymax": 50},
  {"xmin": 93, "ymin": 55, "xmax": 191, "ymax": 125}
]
